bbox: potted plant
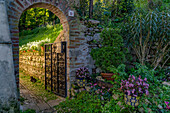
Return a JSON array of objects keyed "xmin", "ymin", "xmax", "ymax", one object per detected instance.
[
  {"xmin": 90, "ymin": 28, "xmax": 127, "ymax": 81},
  {"xmin": 76, "ymin": 67, "xmax": 90, "ymax": 87},
  {"xmin": 39, "ymin": 41, "xmax": 49, "ymax": 52},
  {"xmin": 107, "ymin": 64, "xmax": 127, "ymax": 83},
  {"xmin": 120, "ymin": 75, "xmax": 149, "ymax": 107},
  {"xmin": 40, "ymin": 42, "xmax": 45, "ymax": 52}
]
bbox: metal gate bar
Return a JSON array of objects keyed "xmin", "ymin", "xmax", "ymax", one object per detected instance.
[{"xmin": 45, "ymin": 42, "xmax": 67, "ymax": 97}]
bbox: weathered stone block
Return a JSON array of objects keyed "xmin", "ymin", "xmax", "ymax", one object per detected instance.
[{"xmin": 0, "ymin": 44, "xmax": 18, "ymax": 112}]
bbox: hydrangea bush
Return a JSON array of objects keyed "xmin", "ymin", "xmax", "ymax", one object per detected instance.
[
  {"xmin": 19, "ymin": 38, "xmax": 50, "ymax": 51},
  {"xmin": 76, "ymin": 67, "xmax": 90, "ymax": 79},
  {"xmin": 120, "ymin": 75, "xmax": 149, "ymax": 97}
]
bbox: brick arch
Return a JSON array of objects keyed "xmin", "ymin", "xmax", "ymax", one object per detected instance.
[
  {"xmin": 24, "ymin": 2, "xmax": 69, "ymax": 41},
  {"xmin": 7, "ymin": 0, "xmax": 83, "ymax": 97}
]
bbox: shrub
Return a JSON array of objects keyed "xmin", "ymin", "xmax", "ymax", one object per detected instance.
[
  {"xmin": 90, "ymin": 28, "xmax": 127, "ymax": 72},
  {"xmin": 89, "ymin": 82, "xmax": 112, "ymax": 101}
]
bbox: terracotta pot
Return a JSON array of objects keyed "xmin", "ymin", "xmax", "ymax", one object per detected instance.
[
  {"xmin": 96, "ymin": 80, "xmax": 113, "ymax": 88},
  {"xmin": 101, "ymin": 73, "xmax": 115, "ymax": 81},
  {"xmin": 33, "ymin": 50, "xmax": 36, "ymax": 52},
  {"xmin": 41, "ymin": 46, "xmax": 44, "ymax": 52}
]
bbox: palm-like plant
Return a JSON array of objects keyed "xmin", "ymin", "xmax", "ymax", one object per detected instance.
[{"xmin": 122, "ymin": 9, "xmax": 169, "ymax": 70}]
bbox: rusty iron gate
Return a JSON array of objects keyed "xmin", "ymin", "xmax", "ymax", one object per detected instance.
[{"xmin": 45, "ymin": 41, "xmax": 67, "ymax": 97}]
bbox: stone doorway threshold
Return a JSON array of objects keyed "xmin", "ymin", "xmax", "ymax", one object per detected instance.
[{"xmin": 20, "ymin": 81, "xmax": 65, "ymax": 113}]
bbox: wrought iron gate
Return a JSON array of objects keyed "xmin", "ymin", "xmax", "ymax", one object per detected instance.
[{"xmin": 45, "ymin": 41, "xmax": 67, "ymax": 97}]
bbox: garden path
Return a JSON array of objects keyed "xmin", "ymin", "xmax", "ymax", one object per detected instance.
[{"xmin": 20, "ymin": 80, "xmax": 65, "ymax": 113}]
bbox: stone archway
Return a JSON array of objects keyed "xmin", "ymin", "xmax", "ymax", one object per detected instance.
[{"xmin": 0, "ymin": 0, "xmax": 87, "ymax": 112}]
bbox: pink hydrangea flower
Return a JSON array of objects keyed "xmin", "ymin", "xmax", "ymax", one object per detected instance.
[
  {"xmin": 145, "ymin": 90, "xmax": 149, "ymax": 95},
  {"xmin": 165, "ymin": 101, "xmax": 170, "ymax": 109},
  {"xmin": 132, "ymin": 75, "xmax": 135, "ymax": 80},
  {"xmin": 165, "ymin": 101, "xmax": 169, "ymax": 105},
  {"xmin": 120, "ymin": 86, "xmax": 123, "ymax": 89},
  {"xmin": 136, "ymin": 82, "xmax": 140, "ymax": 85},
  {"xmin": 144, "ymin": 78, "xmax": 147, "ymax": 81},
  {"xmin": 127, "ymin": 90, "xmax": 131, "ymax": 95},
  {"xmin": 94, "ymin": 83, "xmax": 97, "ymax": 86},
  {"xmin": 138, "ymin": 78, "xmax": 143, "ymax": 82},
  {"xmin": 133, "ymin": 94, "xmax": 137, "ymax": 97},
  {"xmin": 132, "ymin": 89, "xmax": 135, "ymax": 94},
  {"xmin": 146, "ymin": 84, "xmax": 149, "ymax": 87},
  {"xmin": 129, "ymin": 83, "xmax": 134, "ymax": 87}
]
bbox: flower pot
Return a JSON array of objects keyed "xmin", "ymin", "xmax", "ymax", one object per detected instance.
[
  {"xmin": 76, "ymin": 78, "xmax": 87, "ymax": 87},
  {"xmin": 124, "ymin": 94, "xmax": 140, "ymax": 107},
  {"xmin": 41, "ymin": 46, "xmax": 44, "ymax": 52},
  {"xmin": 101, "ymin": 73, "xmax": 115, "ymax": 81},
  {"xmin": 33, "ymin": 50, "xmax": 36, "ymax": 52}
]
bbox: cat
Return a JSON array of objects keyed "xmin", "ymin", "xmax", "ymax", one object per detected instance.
[{"xmin": 30, "ymin": 76, "xmax": 37, "ymax": 83}]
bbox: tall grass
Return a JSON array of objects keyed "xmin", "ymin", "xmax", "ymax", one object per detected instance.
[{"xmin": 19, "ymin": 24, "xmax": 63, "ymax": 46}]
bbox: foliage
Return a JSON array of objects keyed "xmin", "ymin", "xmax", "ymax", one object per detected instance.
[
  {"xmin": 19, "ymin": 24, "xmax": 63, "ymax": 50},
  {"xmin": 128, "ymin": 63, "xmax": 157, "ymax": 83},
  {"xmin": 89, "ymin": 82, "xmax": 112, "ymax": 100},
  {"xmin": 138, "ymin": 81, "xmax": 170, "ymax": 112},
  {"xmin": 31, "ymin": 46, "xmax": 38, "ymax": 51},
  {"xmin": 155, "ymin": 67, "xmax": 170, "ymax": 81},
  {"xmin": 76, "ymin": 67, "xmax": 90, "ymax": 79},
  {"xmin": 121, "ymin": 9, "xmax": 169, "ymax": 70},
  {"xmin": 74, "ymin": 0, "xmax": 89, "ymax": 19},
  {"xmin": 107, "ymin": 64, "xmax": 128, "ymax": 83},
  {"xmin": 110, "ymin": 0, "xmax": 134, "ymax": 21},
  {"xmin": 90, "ymin": 28, "xmax": 127, "ymax": 72},
  {"xmin": 101, "ymin": 98, "xmax": 135, "ymax": 113},
  {"xmin": 20, "ymin": 109, "xmax": 36, "ymax": 113},
  {"xmin": 54, "ymin": 91, "xmax": 103, "ymax": 112},
  {"xmin": 120, "ymin": 75, "xmax": 149, "ymax": 97},
  {"xmin": 133, "ymin": 0, "xmax": 170, "ymax": 11},
  {"xmin": 19, "ymin": 8, "xmax": 60, "ymax": 31},
  {"xmin": 39, "ymin": 41, "xmax": 49, "ymax": 47}
]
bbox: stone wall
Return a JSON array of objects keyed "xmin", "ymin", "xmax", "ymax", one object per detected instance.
[
  {"xmin": 19, "ymin": 52, "xmax": 45, "ymax": 82},
  {"xmin": 79, "ymin": 19, "xmax": 103, "ymax": 75}
]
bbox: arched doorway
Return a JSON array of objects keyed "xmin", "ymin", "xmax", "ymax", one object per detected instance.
[{"xmin": 0, "ymin": 0, "xmax": 84, "ymax": 112}]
